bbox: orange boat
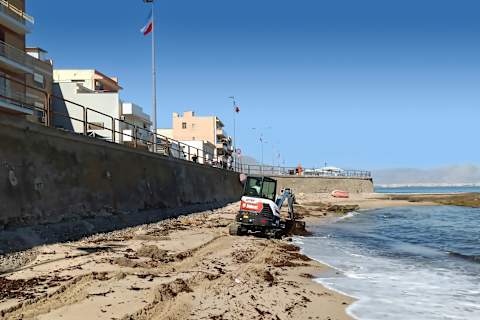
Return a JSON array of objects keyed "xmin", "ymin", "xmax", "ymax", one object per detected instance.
[{"xmin": 331, "ymin": 190, "xmax": 349, "ymax": 198}]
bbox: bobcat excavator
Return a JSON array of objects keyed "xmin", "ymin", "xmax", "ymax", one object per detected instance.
[{"xmin": 229, "ymin": 176, "xmax": 305, "ymax": 238}]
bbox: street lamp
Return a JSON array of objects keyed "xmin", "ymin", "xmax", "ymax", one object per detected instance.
[
  {"xmin": 252, "ymin": 126, "xmax": 271, "ymax": 175},
  {"xmin": 228, "ymin": 96, "xmax": 237, "ymax": 150}
]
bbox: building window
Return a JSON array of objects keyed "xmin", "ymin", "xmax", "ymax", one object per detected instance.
[
  {"xmin": 0, "ymin": 72, "xmax": 7, "ymax": 95},
  {"xmin": 95, "ymin": 80, "xmax": 105, "ymax": 91},
  {"xmin": 88, "ymin": 122, "xmax": 105, "ymax": 130},
  {"xmin": 182, "ymin": 122, "xmax": 187, "ymax": 129},
  {"xmin": 33, "ymin": 73, "xmax": 45, "ymax": 88}
]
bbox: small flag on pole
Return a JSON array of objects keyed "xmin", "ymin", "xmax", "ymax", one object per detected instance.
[{"xmin": 140, "ymin": 11, "xmax": 154, "ymax": 36}]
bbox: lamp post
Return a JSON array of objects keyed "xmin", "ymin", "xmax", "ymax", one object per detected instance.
[
  {"xmin": 228, "ymin": 96, "xmax": 239, "ymax": 169},
  {"xmin": 228, "ymin": 96, "xmax": 237, "ymax": 151},
  {"xmin": 252, "ymin": 127, "xmax": 271, "ymax": 175}
]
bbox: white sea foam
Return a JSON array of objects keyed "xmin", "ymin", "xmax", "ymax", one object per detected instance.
[
  {"xmin": 338, "ymin": 210, "xmax": 361, "ymax": 221},
  {"xmin": 301, "ymin": 236, "xmax": 480, "ymax": 320}
]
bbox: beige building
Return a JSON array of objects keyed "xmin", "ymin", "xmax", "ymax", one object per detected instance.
[
  {"xmin": 159, "ymin": 111, "xmax": 233, "ymax": 158},
  {"xmin": 0, "ymin": 0, "xmax": 53, "ymax": 121}
]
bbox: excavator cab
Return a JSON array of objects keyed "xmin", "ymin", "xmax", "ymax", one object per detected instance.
[
  {"xmin": 243, "ymin": 176, "xmax": 277, "ymax": 201},
  {"xmin": 230, "ymin": 176, "xmax": 297, "ymax": 238}
]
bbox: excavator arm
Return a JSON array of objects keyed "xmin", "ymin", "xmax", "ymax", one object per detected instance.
[{"xmin": 275, "ymin": 188, "xmax": 295, "ymax": 221}]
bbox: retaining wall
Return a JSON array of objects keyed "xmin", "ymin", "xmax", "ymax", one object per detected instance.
[
  {"xmin": 0, "ymin": 115, "xmax": 243, "ymax": 251},
  {"xmin": 273, "ymin": 176, "xmax": 374, "ymax": 194}
]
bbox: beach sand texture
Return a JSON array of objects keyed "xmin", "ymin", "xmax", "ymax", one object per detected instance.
[
  {"xmin": 0, "ymin": 200, "xmax": 357, "ymax": 320},
  {"xmin": 0, "ymin": 192, "xmax": 450, "ymax": 320}
]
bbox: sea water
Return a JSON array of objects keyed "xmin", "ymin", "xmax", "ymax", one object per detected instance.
[{"xmin": 298, "ymin": 206, "xmax": 480, "ymax": 320}]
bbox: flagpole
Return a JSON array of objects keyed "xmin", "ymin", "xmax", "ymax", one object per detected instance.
[
  {"xmin": 229, "ymin": 96, "xmax": 237, "ymax": 168},
  {"xmin": 151, "ymin": 1, "xmax": 157, "ymax": 153}
]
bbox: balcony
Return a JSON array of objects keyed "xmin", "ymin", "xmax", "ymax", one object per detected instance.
[
  {"xmin": 0, "ymin": 1, "xmax": 34, "ymax": 34},
  {"xmin": 122, "ymin": 129, "xmax": 152, "ymax": 144},
  {"xmin": 0, "ymin": 40, "xmax": 34, "ymax": 74},
  {"xmin": 216, "ymin": 128, "xmax": 227, "ymax": 138},
  {"xmin": 122, "ymin": 102, "xmax": 151, "ymax": 124},
  {"xmin": 0, "ymin": 83, "xmax": 34, "ymax": 115}
]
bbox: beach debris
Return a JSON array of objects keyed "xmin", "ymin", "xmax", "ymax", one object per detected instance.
[
  {"xmin": 231, "ymin": 249, "xmax": 256, "ymax": 263},
  {"xmin": 262, "ymin": 270, "xmax": 276, "ymax": 286},
  {"xmin": 136, "ymin": 245, "xmax": 168, "ymax": 260},
  {"xmin": 154, "ymin": 278, "xmax": 192, "ymax": 302}
]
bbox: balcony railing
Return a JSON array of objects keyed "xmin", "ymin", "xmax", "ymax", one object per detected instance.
[
  {"xmin": 0, "ymin": 39, "xmax": 35, "ymax": 71},
  {"xmin": 0, "ymin": 81, "xmax": 36, "ymax": 114},
  {"xmin": 0, "ymin": 0, "xmax": 34, "ymax": 24}
]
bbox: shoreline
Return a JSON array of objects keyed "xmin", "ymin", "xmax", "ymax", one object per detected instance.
[
  {"xmin": 0, "ymin": 192, "xmax": 466, "ymax": 319},
  {"xmin": 294, "ymin": 191, "xmax": 480, "ymax": 320}
]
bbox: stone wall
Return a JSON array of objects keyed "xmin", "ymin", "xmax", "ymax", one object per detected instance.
[
  {"xmin": 0, "ymin": 115, "xmax": 242, "ymax": 250},
  {"xmin": 273, "ymin": 176, "xmax": 374, "ymax": 194}
]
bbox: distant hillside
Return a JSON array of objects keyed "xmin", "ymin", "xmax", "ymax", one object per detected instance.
[{"xmin": 373, "ymin": 164, "xmax": 480, "ymax": 187}]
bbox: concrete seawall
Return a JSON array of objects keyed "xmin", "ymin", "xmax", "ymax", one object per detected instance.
[
  {"xmin": 0, "ymin": 115, "xmax": 243, "ymax": 252},
  {"xmin": 274, "ymin": 176, "xmax": 374, "ymax": 194}
]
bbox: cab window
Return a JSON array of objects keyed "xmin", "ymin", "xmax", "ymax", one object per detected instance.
[
  {"xmin": 261, "ymin": 180, "xmax": 276, "ymax": 201},
  {"xmin": 244, "ymin": 177, "xmax": 262, "ymax": 197}
]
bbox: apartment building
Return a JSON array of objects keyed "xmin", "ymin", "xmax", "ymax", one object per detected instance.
[
  {"xmin": 159, "ymin": 111, "xmax": 233, "ymax": 158},
  {"xmin": 0, "ymin": 0, "xmax": 53, "ymax": 121},
  {"xmin": 25, "ymin": 47, "xmax": 53, "ymax": 122},
  {"xmin": 52, "ymin": 69, "xmax": 151, "ymax": 145},
  {"xmin": 179, "ymin": 140, "xmax": 216, "ymax": 164}
]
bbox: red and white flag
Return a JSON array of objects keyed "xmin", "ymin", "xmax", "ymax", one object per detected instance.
[{"xmin": 140, "ymin": 11, "xmax": 153, "ymax": 36}]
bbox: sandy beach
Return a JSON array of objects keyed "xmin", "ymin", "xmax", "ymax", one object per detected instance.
[{"xmin": 0, "ymin": 193, "xmax": 438, "ymax": 320}]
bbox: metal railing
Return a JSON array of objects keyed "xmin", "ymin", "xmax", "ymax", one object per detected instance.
[
  {"xmin": 0, "ymin": 77, "xmax": 47, "ymax": 117},
  {"xmin": 240, "ymin": 164, "xmax": 371, "ymax": 178},
  {"xmin": 0, "ymin": 85, "xmax": 26, "ymax": 105},
  {"xmin": 0, "ymin": 74, "xmax": 243, "ymax": 172},
  {"xmin": 0, "ymin": 74, "xmax": 371, "ymax": 178},
  {"xmin": 0, "ymin": 0, "xmax": 34, "ymax": 24},
  {"xmin": 0, "ymin": 39, "xmax": 35, "ymax": 69}
]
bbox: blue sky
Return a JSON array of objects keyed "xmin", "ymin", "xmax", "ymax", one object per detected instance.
[{"xmin": 27, "ymin": 0, "xmax": 480, "ymax": 169}]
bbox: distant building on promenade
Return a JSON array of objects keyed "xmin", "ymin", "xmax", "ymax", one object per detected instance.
[
  {"xmin": 158, "ymin": 111, "xmax": 233, "ymax": 159},
  {"xmin": 52, "ymin": 69, "xmax": 151, "ymax": 146},
  {"xmin": 177, "ymin": 140, "xmax": 216, "ymax": 164},
  {"xmin": 0, "ymin": 0, "xmax": 53, "ymax": 122}
]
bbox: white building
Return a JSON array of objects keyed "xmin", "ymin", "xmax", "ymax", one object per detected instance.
[
  {"xmin": 178, "ymin": 140, "xmax": 216, "ymax": 164},
  {"xmin": 52, "ymin": 69, "xmax": 151, "ymax": 145}
]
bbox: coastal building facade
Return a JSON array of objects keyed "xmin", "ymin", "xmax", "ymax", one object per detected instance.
[
  {"xmin": 178, "ymin": 140, "xmax": 216, "ymax": 164},
  {"xmin": 0, "ymin": 0, "xmax": 52, "ymax": 121},
  {"xmin": 25, "ymin": 47, "xmax": 53, "ymax": 123},
  {"xmin": 159, "ymin": 111, "xmax": 233, "ymax": 158},
  {"xmin": 52, "ymin": 69, "xmax": 151, "ymax": 146}
]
